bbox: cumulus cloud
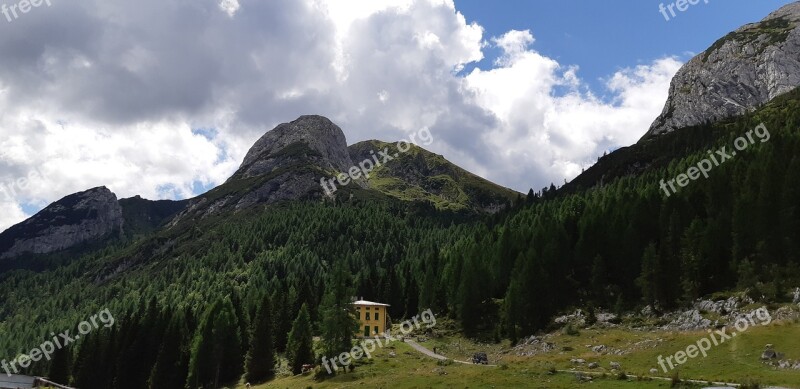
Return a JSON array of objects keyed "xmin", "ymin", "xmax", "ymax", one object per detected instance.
[{"xmin": 0, "ymin": 0, "xmax": 681, "ymax": 231}]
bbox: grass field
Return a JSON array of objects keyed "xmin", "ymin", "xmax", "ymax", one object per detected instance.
[{"xmin": 235, "ymin": 317, "xmax": 800, "ymax": 389}]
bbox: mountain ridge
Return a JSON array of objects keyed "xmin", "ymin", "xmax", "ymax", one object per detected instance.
[
  {"xmin": 0, "ymin": 116, "xmax": 519, "ymax": 260},
  {"xmin": 643, "ymin": 1, "xmax": 800, "ymax": 139}
]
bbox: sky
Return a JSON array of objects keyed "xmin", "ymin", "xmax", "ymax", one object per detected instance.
[{"xmin": 0, "ymin": 0, "xmax": 795, "ymax": 231}]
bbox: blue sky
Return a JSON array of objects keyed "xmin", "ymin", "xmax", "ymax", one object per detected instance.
[{"xmin": 457, "ymin": 0, "xmax": 796, "ymax": 92}]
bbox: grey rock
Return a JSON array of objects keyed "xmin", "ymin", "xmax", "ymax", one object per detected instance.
[
  {"xmin": 169, "ymin": 115, "xmax": 358, "ymax": 225},
  {"xmin": 793, "ymin": 287, "xmax": 800, "ymax": 303},
  {"xmin": 644, "ymin": 3, "xmax": 800, "ymax": 139},
  {"xmin": 762, "ymin": 349, "xmax": 780, "ymax": 360},
  {"xmin": 237, "ymin": 115, "xmax": 353, "ymax": 179},
  {"xmin": 587, "ymin": 362, "xmax": 599, "ymax": 369},
  {"xmin": 0, "ymin": 187, "xmax": 123, "ymax": 259}
]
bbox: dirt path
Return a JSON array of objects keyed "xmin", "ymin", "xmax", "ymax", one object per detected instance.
[
  {"xmin": 404, "ymin": 339, "xmax": 497, "ymax": 366},
  {"xmin": 558, "ymin": 369, "xmax": 744, "ymax": 387}
]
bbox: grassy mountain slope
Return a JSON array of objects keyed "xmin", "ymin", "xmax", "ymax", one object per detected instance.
[{"xmin": 349, "ymin": 140, "xmax": 520, "ymax": 212}]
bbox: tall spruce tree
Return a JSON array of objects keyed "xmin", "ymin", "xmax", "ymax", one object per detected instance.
[
  {"xmin": 319, "ymin": 262, "xmax": 358, "ymax": 372},
  {"xmin": 148, "ymin": 311, "xmax": 189, "ymax": 389},
  {"xmin": 286, "ymin": 304, "xmax": 314, "ymax": 375},
  {"xmin": 245, "ymin": 294, "xmax": 276, "ymax": 383},
  {"xmin": 47, "ymin": 343, "xmax": 71, "ymax": 384},
  {"xmin": 636, "ymin": 243, "xmax": 661, "ymax": 310},
  {"xmin": 186, "ymin": 297, "xmax": 244, "ymax": 389}
]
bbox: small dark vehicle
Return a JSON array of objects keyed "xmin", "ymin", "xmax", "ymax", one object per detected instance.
[{"xmin": 472, "ymin": 352, "xmax": 488, "ymax": 365}]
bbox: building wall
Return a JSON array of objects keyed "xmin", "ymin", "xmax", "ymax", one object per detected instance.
[{"xmin": 354, "ymin": 304, "xmax": 387, "ymax": 337}]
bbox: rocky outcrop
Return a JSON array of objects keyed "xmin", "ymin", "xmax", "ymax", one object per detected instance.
[
  {"xmin": 169, "ymin": 115, "xmax": 359, "ymax": 225},
  {"xmin": 170, "ymin": 116, "xmax": 519, "ymax": 225},
  {"xmin": 234, "ymin": 115, "xmax": 354, "ymax": 180},
  {"xmin": 0, "ymin": 187, "xmax": 123, "ymax": 259},
  {"xmin": 643, "ymin": 2, "xmax": 800, "ymax": 139}
]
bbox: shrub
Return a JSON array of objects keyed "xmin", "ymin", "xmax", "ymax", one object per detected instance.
[{"xmin": 564, "ymin": 324, "xmax": 580, "ymax": 336}]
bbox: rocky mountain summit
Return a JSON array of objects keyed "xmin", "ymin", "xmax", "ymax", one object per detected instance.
[
  {"xmin": 171, "ymin": 115, "xmax": 517, "ymax": 225},
  {"xmin": 0, "ymin": 187, "xmax": 124, "ymax": 259},
  {"xmin": 234, "ymin": 115, "xmax": 354, "ymax": 180},
  {"xmin": 643, "ymin": 1, "xmax": 800, "ymax": 139},
  {"xmin": 1, "ymin": 115, "xmax": 518, "ymax": 259},
  {"xmin": 169, "ymin": 115, "xmax": 362, "ymax": 224}
]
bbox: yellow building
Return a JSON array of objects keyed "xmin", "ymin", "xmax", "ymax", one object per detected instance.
[{"xmin": 352, "ymin": 300, "xmax": 390, "ymax": 337}]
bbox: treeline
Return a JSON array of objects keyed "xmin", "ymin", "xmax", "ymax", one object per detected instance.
[
  {"xmin": 440, "ymin": 94, "xmax": 800, "ymax": 340},
  {"xmin": 35, "ymin": 263, "xmax": 359, "ymax": 388}
]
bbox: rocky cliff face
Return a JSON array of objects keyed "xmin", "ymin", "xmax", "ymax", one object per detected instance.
[
  {"xmin": 235, "ymin": 115, "xmax": 354, "ymax": 179},
  {"xmin": 169, "ymin": 115, "xmax": 358, "ymax": 224},
  {"xmin": 0, "ymin": 187, "xmax": 124, "ymax": 259},
  {"xmin": 643, "ymin": 2, "xmax": 800, "ymax": 139}
]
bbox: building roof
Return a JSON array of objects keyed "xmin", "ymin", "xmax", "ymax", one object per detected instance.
[
  {"xmin": 352, "ymin": 300, "xmax": 390, "ymax": 307},
  {"xmin": 0, "ymin": 374, "xmax": 35, "ymax": 389}
]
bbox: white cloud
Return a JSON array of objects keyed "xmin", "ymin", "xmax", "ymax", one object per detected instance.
[{"xmin": 0, "ymin": 0, "xmax": 682, "ymax": 230}]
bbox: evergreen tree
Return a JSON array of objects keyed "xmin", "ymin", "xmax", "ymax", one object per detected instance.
[
  {"xmin": 286, "ymin": 304, "xmax": 314, "ymax": 375},
  {"xmin": 271, "ymin": 290, "xmax": 291, "ymax": 354},
  {"xmin": 590, "ymin": 255, "xmax": 608, "ymax": 306},
  {"xmin": 319, "ymin": 262, "xmax": 358, "ymax": 373},
  {"xmin": 148, "ymin": 311, "xmax": 189, "ymax": 389},
  {"xmin": 186, "ymin": 297, "xmax": 244, "ymax": 388},
  {"xmin": 636, "ymin": 243, "xmax": 661, "ymax": 310},
  {"xmin": 47, "ymin": 344, "xmax": 71, "ymax": 385},
  {"xmin": 245, "ymin": 294, "xmax": 276, "ymax": 383},
  {"xmin": 681, "ymin": 219, "xmax": 707, "ymax": 301}
]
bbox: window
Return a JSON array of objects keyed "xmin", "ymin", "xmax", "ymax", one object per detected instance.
[
  {"xmin": 364, "ymin": 326, "xmax": 370, "ymax": 337},
  {"xmin": 374, "ymin": 326, "xmax": 379, "ymax": 334},
  {"xmin": 375, "ymin": 312, "xmax": 379, "ymax": 322},
  {"xmin": 366, "ymin": 312, "xmax": 371, "ymax": 320}
]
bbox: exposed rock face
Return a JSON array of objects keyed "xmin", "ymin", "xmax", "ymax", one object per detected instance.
[
  {"xmin": 0, "ymin": 187, "xmax": 123, "ymax": 259},
  {"xmin": 235, "ymin": 115, "xmax": 353, "ymax": 179},
  {"xmin": 643, "ymin": 2, "xmax": 800, "ymax": 139},
  {"xmin": 170, "ymin": 115, "xmax": 357, "ymax": 224}
]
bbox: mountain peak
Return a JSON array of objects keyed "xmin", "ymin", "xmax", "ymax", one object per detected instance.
[
  {"xmin": 0, "ymin": 186, "xmax": 123, "ymax": 259},
  {"xmin": 642, "ymin": 3, "xmax": 800, "ymax": 139},
  {"xmin": 236, "ymin": 115, "xmax": 353, "ymax": 180},
  {"xmin": 766, "ymin": 1, "xmax": 800, "ymax": 21}
]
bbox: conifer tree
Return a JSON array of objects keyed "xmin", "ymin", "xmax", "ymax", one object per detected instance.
[
  {"xmin": 186, "ymin": 297, "xmax": 244, "ymax": 388},
  {"xmin": 319, "ymin": 263, "xmax": 358, "ymax": 371},
  {"xmin": 148, "ymin": 312, "xmax": 189, "ymax": 389},
  {"xmin": 286, "ymin": 304, "xmax": 314, "ymax": 375},
  {"xmin": 245, "ymin": 294, "xmax": 276, "ymax": 383}
]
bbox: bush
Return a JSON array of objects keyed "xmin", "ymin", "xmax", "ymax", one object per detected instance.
[
  {"xmin": 670, "ymin": 371, "xmax": 681, "ymax": 387},
  {"xmin": 564, "ymin": 324, "xmax": 580, "ymax": 336}
]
